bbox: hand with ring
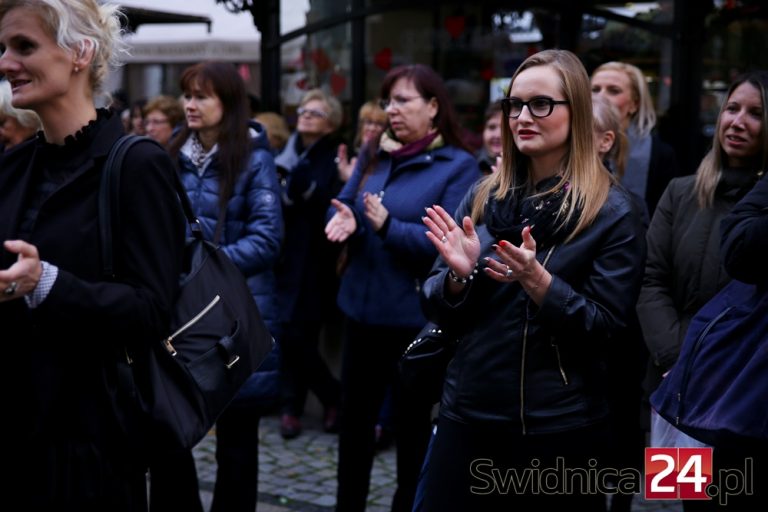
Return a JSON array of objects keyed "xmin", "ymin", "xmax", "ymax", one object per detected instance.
[
  {"xmin": 483, "ymin": 226, "xmax": 551, "ymax": 302},
  {"xmin": 3, "ymin": 281, "xmax": 18, "ymax": 296},
  {"xmin": 423, "ymin": 204, "xmax": 480, "ymax": 280},
  {"xmin": 0, "ymin": 240, "xmax": 43, "ymax": 302}
]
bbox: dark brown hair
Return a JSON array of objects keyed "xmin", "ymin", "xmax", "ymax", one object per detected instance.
[
  {"xmin": 169, "ymin": 61, "xmax": 251, "ymax": 211},
  {"xmin": 380, "ymin": 64, "xmax": 470, "ymax": 153}
]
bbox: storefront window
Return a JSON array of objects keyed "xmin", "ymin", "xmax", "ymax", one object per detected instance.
[
  {"xmin": 280, "ymin": 23, "xmax": 351, "ymax": 127},
  {"xmin": 700, "ymin": 4, "xmax": 768, "ymax": 135}
]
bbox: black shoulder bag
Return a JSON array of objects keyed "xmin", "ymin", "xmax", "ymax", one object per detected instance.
[
  {"xmin": 101, "ymin": 135, "xmax": 273, "ymax": 450},
  {"xmin": 399, "ymin": 322, "xmax": 458, "ymax": 405}
]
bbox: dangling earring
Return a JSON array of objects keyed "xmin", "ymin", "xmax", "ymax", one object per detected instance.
[{"xmin": 74, "ymin": 66, "xmax": 79, "ymax": 73}]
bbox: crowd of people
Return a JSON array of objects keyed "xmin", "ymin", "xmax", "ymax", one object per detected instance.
[{"xmin": 0, "ymin": 1, "xmax": 766, "ymax": 511}]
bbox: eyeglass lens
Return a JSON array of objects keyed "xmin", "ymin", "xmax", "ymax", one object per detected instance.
[
  {"xmin": 298, "ymin": 107, "xmax": 327, "ymax": 119},
  {"xmin": 502, "ymin": 97, "xmax": 567, "ymax": 119}
]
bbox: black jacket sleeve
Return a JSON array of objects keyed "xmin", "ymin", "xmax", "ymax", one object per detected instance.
[{"xmin": 721, "ymin": 173, "xmax": 768, "ymax": 284}]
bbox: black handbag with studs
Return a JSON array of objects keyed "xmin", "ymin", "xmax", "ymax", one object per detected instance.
[{"xmin": 398, "ymin": 322, "xmax": 458, "ymax": 405}]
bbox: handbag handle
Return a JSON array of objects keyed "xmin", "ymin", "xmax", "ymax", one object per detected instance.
[{"xmin": 99, "ymin": 135, "xmax": 203, "ymax": 278}]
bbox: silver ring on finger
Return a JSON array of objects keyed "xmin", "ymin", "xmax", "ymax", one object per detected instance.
[
  {"xmin": 505, "ymin": 267, "xmax": 514, "ymax": 279},
  {"xmin": 441, "ymin": 235, "xmax": 448, "ymax": 244},
  {"xmin": 3, "ymin": 281, "xmax": 18, "ymax": 296}
]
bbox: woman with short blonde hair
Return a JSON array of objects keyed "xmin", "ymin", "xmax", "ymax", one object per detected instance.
[{"xmin": 0, "ymin": 1, "xmax": 184, "ymax": 509}]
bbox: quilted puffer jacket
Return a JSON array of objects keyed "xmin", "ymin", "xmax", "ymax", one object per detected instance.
[{"xmin": 177, "ymin": 121, "xmax": 283, "ymax": 334}]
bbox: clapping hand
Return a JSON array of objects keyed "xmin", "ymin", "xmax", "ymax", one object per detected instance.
[
  {"xmin": 325, "ymin": 199, "xmax": 357, "ymax": 243},
  {"xmin": 336, "ymin": 144, "xmax": 357, "ymax": 182},
  {"xmin": 423, "ymin": 204, "xmax": 480, "ymax": 279},
  {"xmin": 363, "ymin": 191, "xmax": 389, "ymax": 232},
  {"xmin": 484, "ymin": 226, "xmax": 551, "ymax": 301}
]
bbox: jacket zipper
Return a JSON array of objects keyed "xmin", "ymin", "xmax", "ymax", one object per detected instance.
[
  {"xmin": 674, "ymin": 306, "xmax": 733, "ymax": 425},
  {"xmin": 164, "ymin": 295, "xmax": 221, "ymax": 356},
  {"xmin": 520, "ymin": 246, "xmax": 556, "ymax": 435},
  {"xmin": 553, "ymin": 344, "xmax": 569, "ymax": 385}
]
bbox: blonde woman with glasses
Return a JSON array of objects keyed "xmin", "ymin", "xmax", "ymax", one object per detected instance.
[{"xmin": 419, "ymin": 49, "xmax": 646, "ymax": 510}]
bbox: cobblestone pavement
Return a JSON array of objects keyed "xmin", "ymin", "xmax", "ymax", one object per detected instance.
[{"xmin": 193, "ymin": 414, "xmax": 682, "ymax": 512}]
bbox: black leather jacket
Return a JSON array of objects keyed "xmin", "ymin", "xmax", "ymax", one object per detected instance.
[{"xmin": 422, "ymin": 184, "xmax": 646, "ymax": 433}]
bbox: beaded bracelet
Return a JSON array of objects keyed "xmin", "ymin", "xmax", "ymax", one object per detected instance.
[{"xmin": 448, "ymin": 264, "xmax": 479, "ymax": 285}]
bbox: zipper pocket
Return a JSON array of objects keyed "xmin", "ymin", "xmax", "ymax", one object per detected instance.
[
  {"xmin": 552, "ymin": 343, "xmax": 569, "ymax": 385},
  {"xmin": 164, "ymin": 295, "xmax": 221, "ymax": 356}
]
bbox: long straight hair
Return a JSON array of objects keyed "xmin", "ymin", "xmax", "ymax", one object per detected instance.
[
  {"xmin": 592, "ymin": 61, "xmax": 657, "ymax": 138},
  {"xmin": 471, "ymin": 50, "xmax": 611, "ymax": 242},
  {"xmin": 169, "ymin": 61, "xmax": 251, "ymax": 211},
  {"xmin": 694, "ymin": 70, "xmax": 768, "ymax": 208}
]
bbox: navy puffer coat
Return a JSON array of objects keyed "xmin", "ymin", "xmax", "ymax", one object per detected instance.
[{"xmin": 177, "ymin": 121, "xmax": 283, "ymax": 334}]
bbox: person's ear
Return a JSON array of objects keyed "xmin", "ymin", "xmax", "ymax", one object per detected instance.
[
  {"xmin": 72, "ymin": 40, "xmax": 96, "ymax": 74},
  {"xmin": 427, "ymin": 97, "xmax": 439, "ymax": 127},
  {"xmin": 597, "ymin": 129, "xmax": 616, "ymax": 155}
]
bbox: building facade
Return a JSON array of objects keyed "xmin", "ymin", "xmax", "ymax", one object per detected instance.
[{"xmin": 229, "ymin": 0, "xmax": 763, "ymax": 174}]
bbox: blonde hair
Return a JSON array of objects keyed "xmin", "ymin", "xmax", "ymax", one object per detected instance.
[
  {"xmin": 300, "ymin": 88, "xmax": 342, "ymax": 131},
  {"xmin": 255, "ymin": 111, "xmax": 290, "ymax": 151},
  {"xmin": 694, "ymin": 71, "xmax": 768, "ymax": 208},
  {"xmin": 0, "ymin": 80, "xmax": 41, "ymax": 130},
  {"xmin": 593, "ymin": 61, "xmax": 657, "ymax": 138},
  {"xmin": 592, "ymin": 95, "xmax": 628, "ymax": 178},
  {"xmin": 0, "ymin": 0, "xmax": 127, "ymax": 96},
  {"xmin": 471, "ymin": 49, "xmax": 611, "ymax": 242},
  {"xmin": 354, "ymin": 100, "xmax": 387, "ymax": 148}
]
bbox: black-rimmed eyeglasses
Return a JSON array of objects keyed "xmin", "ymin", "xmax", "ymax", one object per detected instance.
[{"xmin": 501, "ymin": 97, "xmax": 569, "ymax": 119}]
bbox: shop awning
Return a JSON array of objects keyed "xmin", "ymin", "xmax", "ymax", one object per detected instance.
[{"xmin": 120, "ymin": 6, "xmax": 212, "ymax": 33}]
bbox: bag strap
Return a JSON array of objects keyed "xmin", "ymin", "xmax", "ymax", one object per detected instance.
[{"xmin": 99, "ymin": 134, "xmax": 203, "ymax": 278}]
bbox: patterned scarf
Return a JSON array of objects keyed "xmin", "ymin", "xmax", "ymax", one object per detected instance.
[{"xmin": 484, "ymin": 175, "xmax": 580, "ymax": 250}]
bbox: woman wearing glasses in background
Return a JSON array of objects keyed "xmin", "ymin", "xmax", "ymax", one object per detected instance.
[
  {"xmin": 274, "ymin": 88, "xmax": 344, "ymax": 441},
  {"xmin": 419, "ymin": 49, "xmax": 646, "ymax": 511},
  {"xmin": 325, "ymin": 63, "xmax": 480, "ymax": 512},
  {"xmin": 143, "ymin": 95, "xmax": 184, "ymax": 147}
]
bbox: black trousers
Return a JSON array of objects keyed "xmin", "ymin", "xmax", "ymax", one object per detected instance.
[
  {"xmin": 210, "ymin": 405, "xmax": 263, "ymax": 512},
  {"xmin": 421, "ymin": 415, "xmax": 610, "ymax": 512},
  {"xmin": 149, "ymin": 405, "xmax": 262, "ymax": 512},
  {"xmin": 148, "ymin": 446, "xmax": 202, "ymax": 512},
  {"xmin": 280, "ymin": 319, "xmax": 341, "ymax": 415},
  {"xmin": 335, "ymin": 319, "xmax": 432, "ymax": 512}
]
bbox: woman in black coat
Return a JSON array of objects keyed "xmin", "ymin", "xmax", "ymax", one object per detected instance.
[
  {"xmin": 420, "ymin": 49, "xmax": 645, "ymax": 511},
  {"xmin": 0, "ymin": 1, "xmax": 184, "ymax": 510},
  {"xmin": 637, "ymin": 71, "xmax": 768, "ymax": 512}
]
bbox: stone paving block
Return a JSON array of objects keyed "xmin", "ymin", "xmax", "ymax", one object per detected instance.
[
  {"xmin": 192, "ymin": 414, "xmax": 680, "ymax": 512},
  {"xmin": 310, "ymin": 494, "xmax": 336, "ymax": 507}
]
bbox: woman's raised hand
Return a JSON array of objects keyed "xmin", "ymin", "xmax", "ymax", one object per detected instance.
[
  {"xmin": 423, "ymin": 204, "xmax": 480, "ymax": 278},
  {"xmin": 336, "ymin": 144, "xmax": 357, "ymax": 182},
  {"xmin": 483, "ymin": 226, "xmax": 551, "ymax": 302},
  {"xmin": 325, "ymin": 199, "xmax": 357, "ymax": 243}
]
